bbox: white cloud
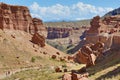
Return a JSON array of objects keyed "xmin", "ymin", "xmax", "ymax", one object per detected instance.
[{"xmin": 30, "ymin": 2, "xmax": 113, "ymax": 21}]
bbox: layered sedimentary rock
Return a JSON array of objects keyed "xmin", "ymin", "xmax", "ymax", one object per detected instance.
[
  {"xmin": 32, "ymin": 18, "xmax": 47, "ymax": 37},
  {"xmin": 74, "ymin": 42, "xmax": 104, "ymax": 67},
  {"xmin": 31, "ymin": 33, "xmax": 45, "ymax": 47},
  {"xmin": 86, "ymin": 16, "xmax": 108, "ymax": 35},
  {"xmin": 112, "ymin": 35, "xmax": 120, "ymax": 48},
  {"xmin": 85, "ymin": 16, "xmax": 108, "ymax": 46},
  {"xmin": 47, "ymin": 27, "xmax": 73, "ymax": 39},
  {"xmin": 0, "ymin": 3, "xmax": 47, "ymax": 37},
  {"xmin": 85, "ymin": 15, "xmax": 120, "ymax": 50}
]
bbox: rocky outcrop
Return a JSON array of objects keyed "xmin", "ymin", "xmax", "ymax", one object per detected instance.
[
  {"xmin": 47, "ymin": 27, "xmax": 73, "ymax": 39},
  {"xmin": 86, "ymin": 16, "xmax": 108, "ymax": 35},
  {"xmin": 112, "ymin": 35, "xmax": 120, "ymax": 48},
  {"xmin": 55, "ymin": 67, "xmax": 62, "ymax": 72},
  {"xmin": 103, "ymin": 15, "xmax": 120, "ymax": 29},
  {"xmin": 74, "ymin": 42, "xmax": 104, "ymax": 67},
  {"xmin": 32, "ymin": 18, "xmax": 47, "ymax": 37},
  {"xmin": 0, "ymin": 3, "xmax": 47, "ymax": 37},
  {"xmin": 85, "ymin": 15, "xmax": 120, "ymax": 50},
  {"xmin": 85, "ymin": 16, "xmax": 108, "ymax": 45},
  {"xmin": 62, "ymin": 71, "xmax": 89, "ymax": 80},
  {"xmin": 47, "ymin": 27, "xmax": 86, "ymax": 39},
  {"xmin": 51, "ymin": 55, "xmax": 57, "ymax": 59},
  {"xmin": 31, "ymin": 33, "xmax": 45, "ymax": 47}
]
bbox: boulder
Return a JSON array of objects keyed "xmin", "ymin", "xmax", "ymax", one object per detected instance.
[
  {"xmin": 31, "ymin": 33, "xmax": 45, "ymax": 47},
  {"xmin": 62, "ymin": 73, "xmax": 72, "ymax": 80},
  {"xmin": 90, "ymin": 42, "xmax": 104, "ymax": 51},
  {"xmin": 71, "ymin": 73, "xmax": 80, "ymax": 80},
  {"xmin": 51, "ymin": 55, "xmax": 57, "ymax": 59},
  {"xmin": 62, "ymin": 71, "xmax": 89, "ymax": 80},
  {"xmin": 68, "ymin": 56, "xmax": 74, "ymax": 61},
  {"xmin": 56, "ymin": 52, "xmax": 60, "ymax": 55},
  {"xmin": 64, "ymin": 69, "xmax": 68, "ymax": 72},
  {"xmin": 74, "ymin": 42, "xmax": 104, "ymax": 67},
  {"xmin": 60, "ymin": 57, "xmax": 65, "ymax": 61},
  {"xmin": 55, "ymin": 67, "xmax": 62, "ymax": 72},
  {"xmin": 74, "ymin": 50, "xmax": 95, "ymax": 67},
  {"xmin": 81, "ymin": 45, "xmax": 93, "ymax": 55}
]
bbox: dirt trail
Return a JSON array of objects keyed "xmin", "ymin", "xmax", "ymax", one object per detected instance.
[{"xmin": 0, "ymin": 67, "xmax": 40, "ymax": 80}]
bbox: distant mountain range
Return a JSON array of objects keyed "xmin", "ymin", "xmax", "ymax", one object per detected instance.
[{"xmin": 104, "ymin": 7, "xmax": 120, "ymax": 16}]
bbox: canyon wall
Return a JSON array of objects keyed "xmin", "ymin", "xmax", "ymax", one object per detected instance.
[
  {"xmin": 47, "ymin": 27, "xmax": 86, "ymax": 39},
  {"xmin": 85, "ymin": 15, "xmax": 120, "ymax": 50},
  {"xmin": 47, "ymin": 27, "xmax": 73, "ymax": 39},
  {"xmin": 0, "ymin": 3, "xmax": 47, "ymax": 37}
]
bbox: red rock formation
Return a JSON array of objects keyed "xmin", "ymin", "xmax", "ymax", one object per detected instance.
[
  {"xmin": 51, "ymin": 55, "xmax": 57, "ymax": 59},
  {"xmin": 68, "ymin": 56, "xmax": 74, "ymax": 61},
  {"xmin": 85, "ymin": 15, "xmax": 120, "ymax": 51},
  {"xmin": 47, "ymin": 27, "xmax": 73, "ymax": 39},
  {"xmin": 56, "ymin": 52, "xmax": 60, "ymax": 55},
  {"xmin": 62, "ymin": 72, "xmax": 89, "ymax": 80},
  {"xmin": 31, "ymin": 33, "xmax": 45, "ymax": 47},
  {"xmin": 60, "ymin": 57, "xmax": 65, "ymax": 61},
  {"xmin": 55, "ymin": 67, "xmax": 62, "ymax": 72},
  {"xmin": 74, "ymin": 42, "xmax": 104, "ymax": 67},
  {"xmin": 64, "ymin": 69, "xmax": 68, "ymax": 72},
  {"xmin": 86, "ymin": 16, "xmax": 107, "ymax": 34},
  {"xmin": 103, "ymin": 15, "xmax": 120, "ymax": 26},
  {"xmin": 62, "ymin": 73, "xmax": 72, "ymax": 80},
  {"xmin": 0, "ymin": 3, "xmax": 47, "ymax": 36},
  {"xmin": 112, "ymin": 35, "xmax": 120, "ymax": 48},
  {"xmin": 32, "ymin": 18, "xmax": 47, "ymax": 37}
]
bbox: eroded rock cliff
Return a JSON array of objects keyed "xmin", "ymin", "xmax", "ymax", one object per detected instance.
[
  {"xmin": 47, "ymin": 27, "xmax": 73, "ymax": 39},
  {"xmin": 85, "ymin": 15, "xmax": 120, "ymax": 50},
  {"xmin": 0, "ymin": 2, "xmax": 47, "ymax": 37}
]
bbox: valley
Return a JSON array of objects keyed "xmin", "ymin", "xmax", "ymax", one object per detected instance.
[{"xmin": 0, "ymin": 2, "xmax": 120, "ymax": 80}]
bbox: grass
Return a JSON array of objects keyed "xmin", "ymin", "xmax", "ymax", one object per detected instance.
[
  {"xmin": 3, "ymin": 68, "xmax": 62, "ymax": 80},
  {"xmin": 2, "ymin": 63, "xmax": 85, "ymax": 80},
  {"xmin": 88, "ymin": 49, "xmax": 120, "ymax": 80},
  {"xmin": 0, "ymin": 30, "xmax": 68, "ymax": 75}
]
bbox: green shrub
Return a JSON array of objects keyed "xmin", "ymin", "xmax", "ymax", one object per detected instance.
[{"xmin": 31, "ymin": 57, "xmax": 36, "ymax": 63}]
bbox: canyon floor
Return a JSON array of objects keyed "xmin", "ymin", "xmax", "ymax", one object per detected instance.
[
  {"xmin": 0, "ymin": 29, "xmax": 74, "ymax": 80},
  {"xmin": 0, "ymin": 29, "xmax": 120, "ymax": 80},
  {"xmin": 0, "ymin": 2, "xmax": 120, "ymax": 80}
]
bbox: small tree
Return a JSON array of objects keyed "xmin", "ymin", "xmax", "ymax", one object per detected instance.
[{"xmin": 31, "ymin": 57, "xmax": 36, "ymax": 63}]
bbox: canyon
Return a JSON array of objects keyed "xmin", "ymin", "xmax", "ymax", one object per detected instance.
[
  {"xmin": 85, "ymin": 15, "xmax": 120, "ymax": 50},
  {"xmin": 0, "ymin": 2, "xmax": 120, "ymax": 80}
]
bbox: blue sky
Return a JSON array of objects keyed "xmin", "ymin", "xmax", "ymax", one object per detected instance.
[{"xmin": 0, "ymin": 0, "xmax": 120, "ymax": 22}]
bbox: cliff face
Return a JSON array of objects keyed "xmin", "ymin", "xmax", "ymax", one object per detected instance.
[
  {"xmin": 47, "ymin": 27, "xmax": 73, "ymax": 39},
  {"xmin": 86, "ymin": 16, "xmax": 108, "ymax": 35},
  {"xmin": 85, "ymin": 15, "xmax": 120, "ymax": 50},
  {"xmin": 0, "ymin": 3, "xmax": 47, "ymax": 37}
]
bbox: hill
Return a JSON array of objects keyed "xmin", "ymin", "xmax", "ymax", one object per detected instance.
[
  {"xmin": 0, "ymin": 29, "xmax": 69, "ymax": 79},
  {"xmin": 88, "ymin": 48, "xmax": 120, "ymax": 80},
  {"xmin": 44, "ymin": 19, "xmax": 90, "ymax": 28},
  {"xmin": 104, "ymin": 7, "xmax": 120, "ymax": 16}
]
